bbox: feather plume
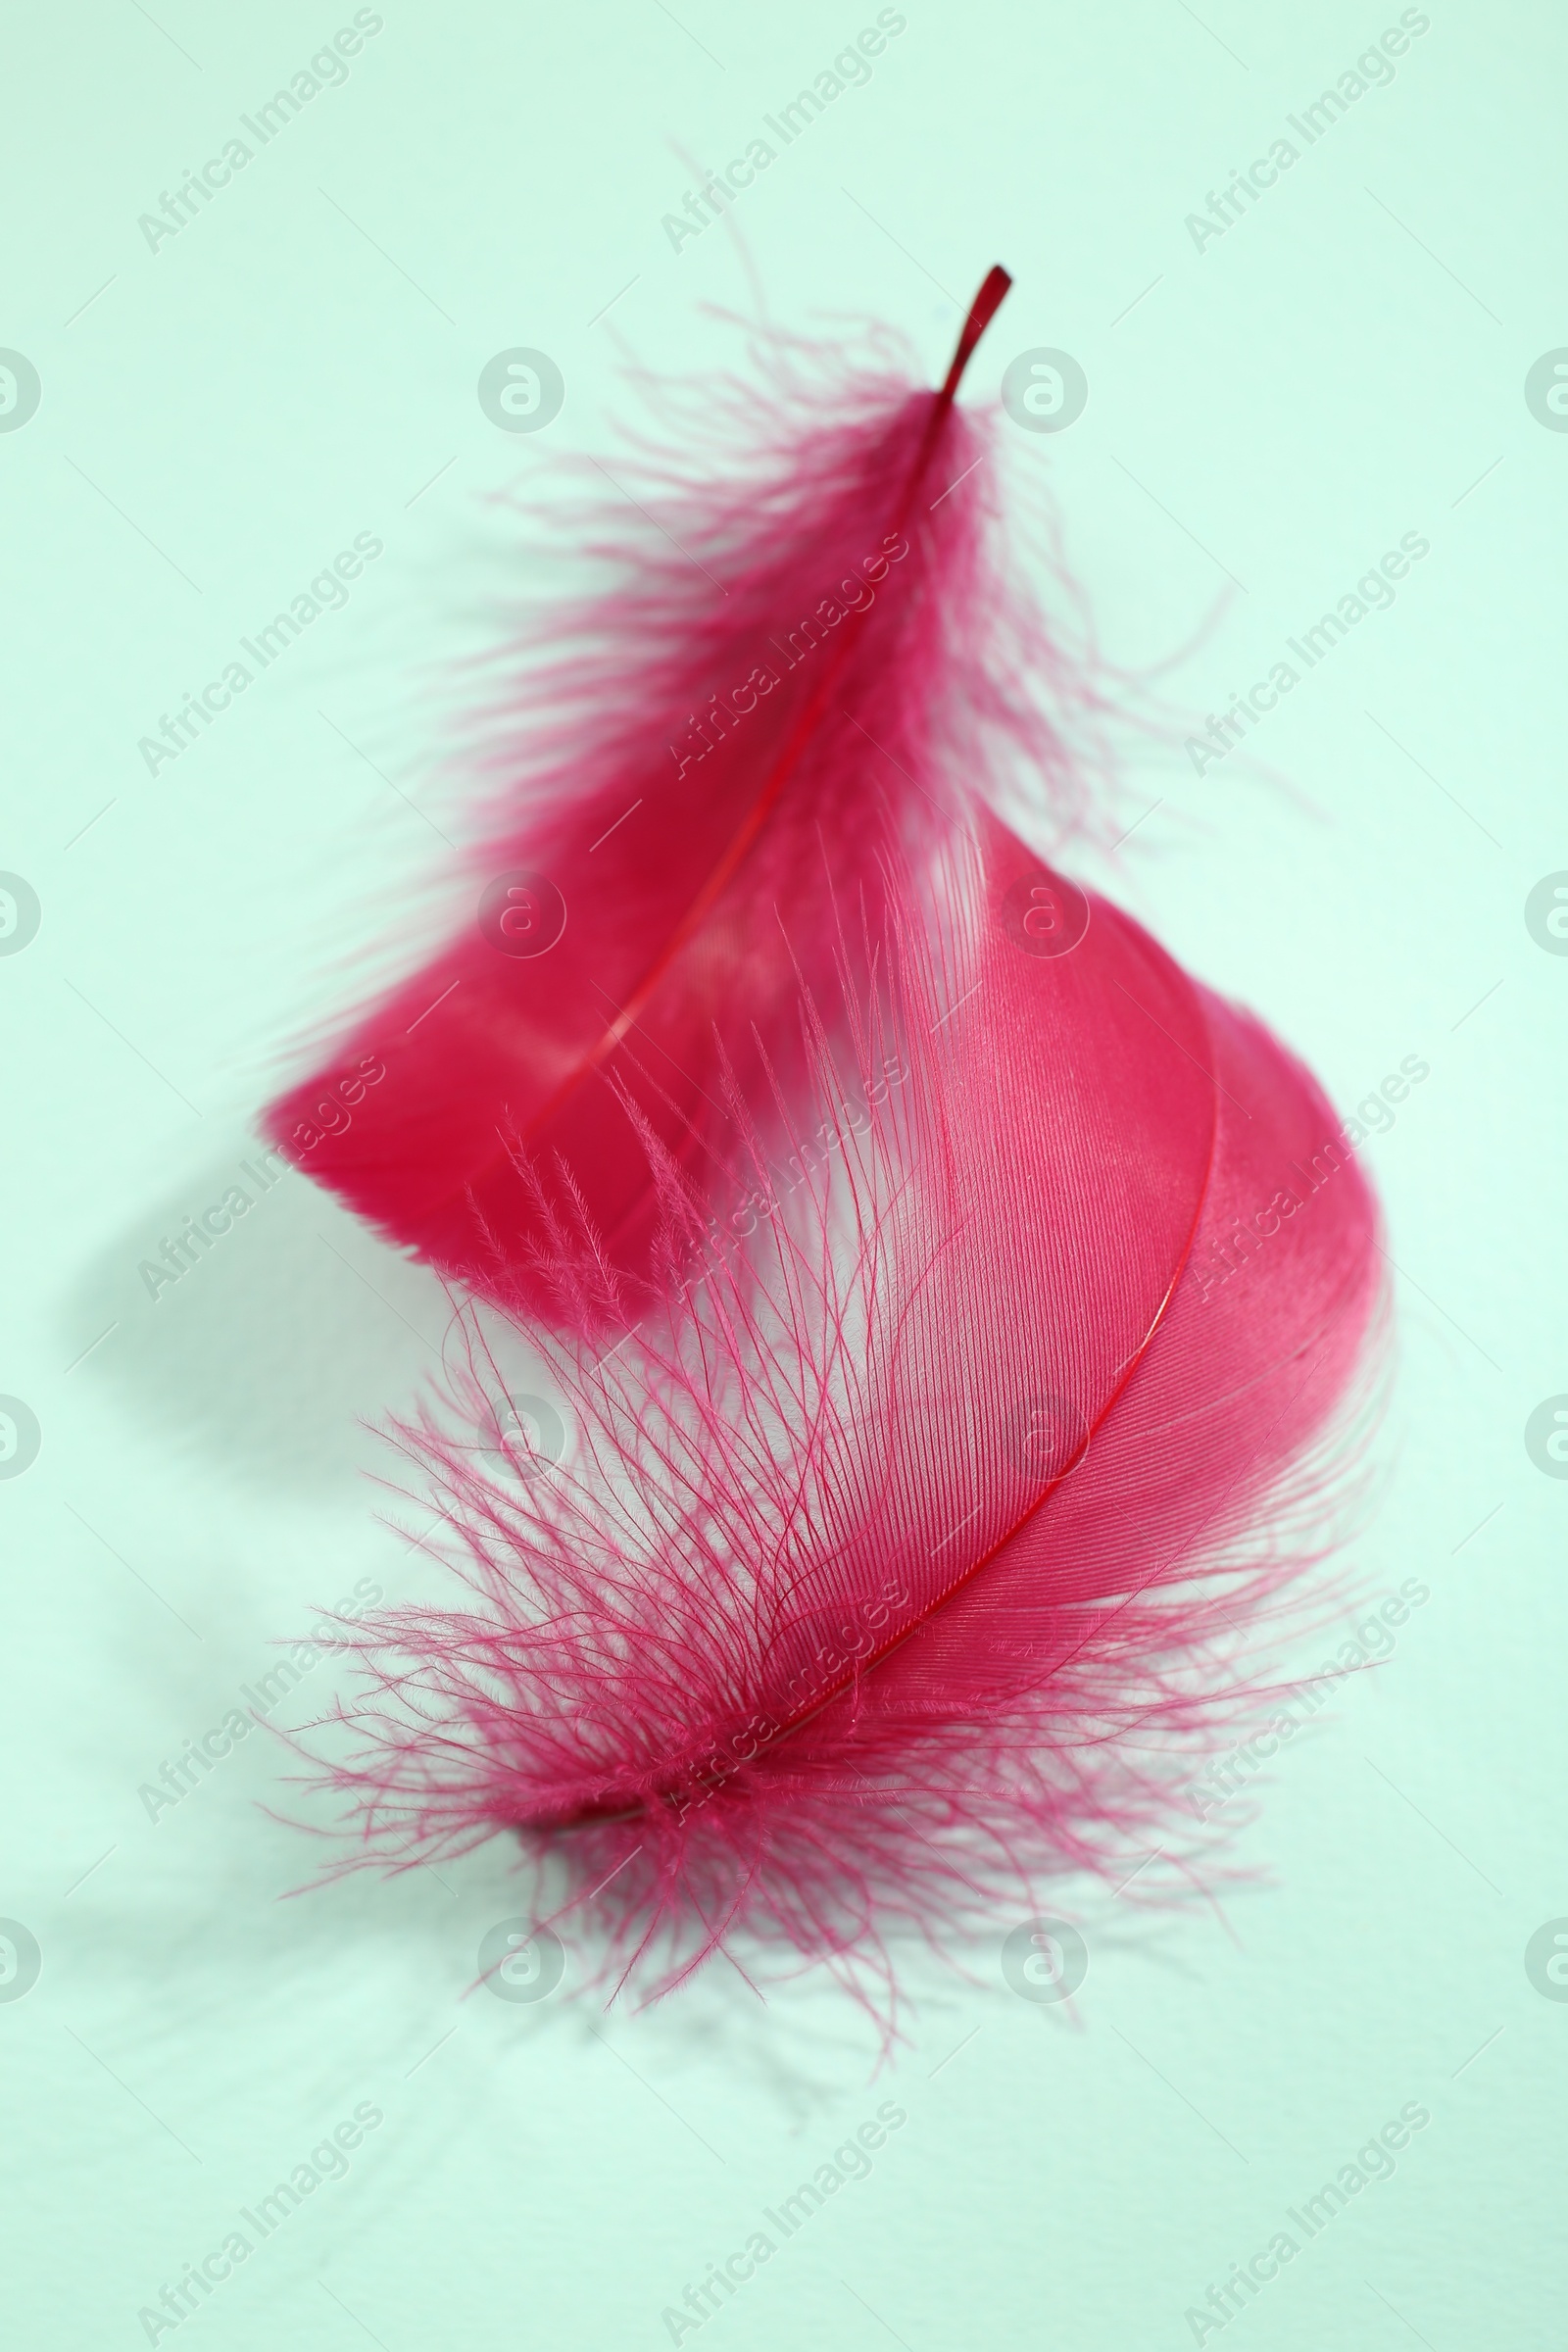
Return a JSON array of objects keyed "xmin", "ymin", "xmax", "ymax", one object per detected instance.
[
  {"xmin": 265, "ymin": 270, "xmax": 1127, "ymax": 1321},
  {"xmin": 298, "ymin": 815, "xmax": 1382, "ymax": 2016}
]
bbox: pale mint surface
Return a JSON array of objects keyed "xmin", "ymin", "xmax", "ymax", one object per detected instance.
[{"xmin": 1, "ymin": 3, "xmax": 1562, "ymax": 2346}]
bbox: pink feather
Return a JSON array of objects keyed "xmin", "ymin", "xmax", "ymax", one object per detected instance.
[
  {"xmin": 264, "ymin": 270, "xmax": 1126, "ymax": 1322},
  {"xmin": 298, "ymin": 814, "xmax": 1382, "ymax": 2016}
]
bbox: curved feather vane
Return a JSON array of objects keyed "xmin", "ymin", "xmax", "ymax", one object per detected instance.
[
  {"xmin": 266, "ymin": 270, "xmax": 1111, "ymax": 1319},
  {"xmin": 300, "ymin": 816, "xmax": 1382, "ymax": 2012}
]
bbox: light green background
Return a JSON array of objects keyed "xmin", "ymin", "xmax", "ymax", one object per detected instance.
[{"xmin": 2, "ymin": 2, "xmax": 1563, "ymax": 2345}]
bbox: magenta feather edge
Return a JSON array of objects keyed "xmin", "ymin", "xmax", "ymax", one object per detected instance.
[{"xmin": 272, "ymin": 272, "xmax": 1386, "ymax": 2026}]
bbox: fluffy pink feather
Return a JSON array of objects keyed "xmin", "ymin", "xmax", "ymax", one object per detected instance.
[
  {"xmin": 297, "ymin": 815, "xmax": 1382, "ymax": 2015},
  {"xmin": 264, "ymin": 271, "xmax": 1128, "ymax": 1322}
]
